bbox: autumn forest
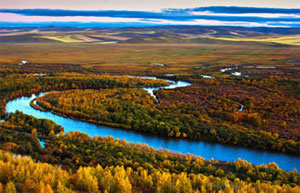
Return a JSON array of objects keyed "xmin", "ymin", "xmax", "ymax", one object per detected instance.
[{"xmin": 0, "ymin": 23, "xmax": 299, "ymax": 193}]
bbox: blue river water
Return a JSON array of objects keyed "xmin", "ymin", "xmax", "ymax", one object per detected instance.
[{"xmin": 4, "ymin": 77, "xmax": 300, "ymax": 171}]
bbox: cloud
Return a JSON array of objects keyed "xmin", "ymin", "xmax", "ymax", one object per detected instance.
[
  {"xmin": 0, "ymin": 13, "xmax": 142, "ymax": 23},
  {"xmin": 0, "ymin": 6, "xmax": 299, "ymax": 28},
  {"xmin": 191, "ymin": 11, "xmax": 300, "ymax": 18},
  {"xmin": 185, "ymin": 6, "xmax": 300, "ymax": 14}
]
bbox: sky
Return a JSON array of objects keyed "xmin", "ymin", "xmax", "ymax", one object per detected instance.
[
  {"xmin": 1, "ymin": 0, "xmax": 300, "ymax": 10},
  {"xmin": 0, "ymin": 0, "xmax": 299, "ymax": 28}
]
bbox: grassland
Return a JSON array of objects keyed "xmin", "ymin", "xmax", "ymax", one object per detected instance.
[
  {"xmin": 41, "ymin": 34, "xmax": 118, "ymax": 43},
  {"xmin": 0, "ymin": 41, "xmax": 298, "ymax": 76},
  {"xmin": 106, "ymin": 30, "xmax": 156, "ymax": 35},
  {"xmin": 212, "ymin": 35, "xmax": 300, "ymax": 46},
  {"xmin": 41, "ymin": 34, "xmax": 99, "ymax": 42}
]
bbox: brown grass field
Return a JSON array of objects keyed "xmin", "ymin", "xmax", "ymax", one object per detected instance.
[{"xmin": 0, "ymin": 42, "xmax": 299, "ymax": 77}]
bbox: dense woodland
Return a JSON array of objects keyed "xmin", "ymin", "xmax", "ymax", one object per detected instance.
[
  {"xmin": 34, "ymin": 76, "xmax": 299, "ymax": 154},
  {"xmin": 1, "ymin": 150, "xmax": 299, "ymax": 193},
  {"xmin": 0, "ymin": 111, "xmax": 299, "ymax": 192},
  {"xmin": 0, "ymin": 73, "xmax": 169, "ymax": 118}
]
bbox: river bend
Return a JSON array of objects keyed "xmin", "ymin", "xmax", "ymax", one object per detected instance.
[{"xmin": 5, "ymin": 76, "xmax": 300, "ymax": 171}]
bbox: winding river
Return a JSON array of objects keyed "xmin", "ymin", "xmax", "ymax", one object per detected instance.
[{"xmin": 5, "ymin": 76, "xmax": 300, "ymax": 171}]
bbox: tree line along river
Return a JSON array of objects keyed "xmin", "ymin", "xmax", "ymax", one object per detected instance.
[{"xmin": 4, "ymin": 76, "xmax": 300, "ymax": 171}]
